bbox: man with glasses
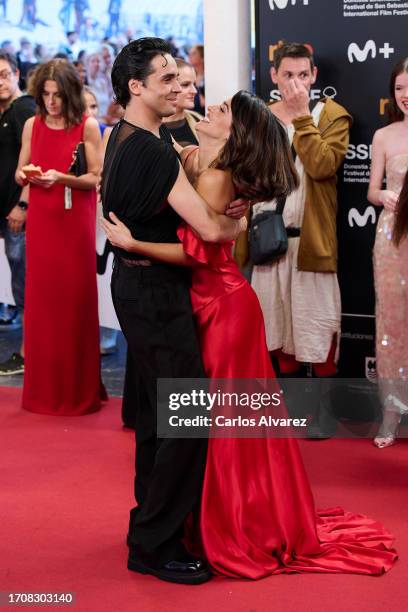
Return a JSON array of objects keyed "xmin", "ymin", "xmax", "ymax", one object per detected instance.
[{"xmin": 0, "ymin": 51, "xmax": 35, "ymax": 375}]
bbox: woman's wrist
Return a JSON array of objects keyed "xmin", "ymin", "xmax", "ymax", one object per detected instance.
[
  {"xmin": 54, "ymin": 171, "xmax": 64, "ymax": 184},
  {"xmin": 130, "ymin": 238, "xmax": 142, "ymax": 253},
  {"xmin": 373, "ymin": 189, "xmax": 387, "ymax": 206}
]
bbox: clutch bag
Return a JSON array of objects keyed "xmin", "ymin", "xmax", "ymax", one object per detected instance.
[{"xmin": 68, "ymin": 141, "xmax": 87, "ymax": 176}]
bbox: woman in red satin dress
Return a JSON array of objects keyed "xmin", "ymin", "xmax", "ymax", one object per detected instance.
[
  {"xmin": 103, "ymin": 91, "xmax": 397, "ymax": 577},
  {"xmin": 16, "ymin": 60, "xmax": 103, "ymax": 415}
]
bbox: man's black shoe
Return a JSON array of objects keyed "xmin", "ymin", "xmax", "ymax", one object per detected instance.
[
  {"xmin": 306, "ymin": 422, "xmax": 335, "ymax": 439},
  {"xmin": 0, "ymin": 353, "xmax": 25, "ymax": 376},
  {"xmin": 306, "ymin": 405, "xmax": 337, "ymax": 439},
  {"xmin": 127, "ymin": 554, "xmax": 212, "ymax": 585}
]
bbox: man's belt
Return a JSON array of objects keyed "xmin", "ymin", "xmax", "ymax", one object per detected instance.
[{"xmin": 120, "ymin": 258, "xmax": 153, "ymax": 267}]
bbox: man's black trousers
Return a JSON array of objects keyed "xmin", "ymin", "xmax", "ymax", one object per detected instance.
[{"xmin": 111, "ymin": 259, "xmax": 207, "ymax": 566}]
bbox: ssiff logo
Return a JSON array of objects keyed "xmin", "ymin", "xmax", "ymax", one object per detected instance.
[
  {"xmin": 269, "ymin": 0, "xmax": 309, "ymax": 9},
  {"xmin": 348, "ymin": 40, "xmax": 395, "ymax": 63},
  {"xmin": 270, "ymin": 86, "xmax": 337, "ymax": 102},
  {"xmin": 365, "ymin": 357, "xmax": 377, "ymax": 383}
]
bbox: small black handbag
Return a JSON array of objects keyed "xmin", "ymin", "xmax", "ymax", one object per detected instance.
[
  {"xmin": 65, "ymin": 142, "xmax": 88, "ymax": 209},
  {"xmin": 249, "ymin": 197, "xmax": 288, "ymax": 265},
  {"xmin": 68, "ymin": 141, "xmax": 87, "ymax": 176}
]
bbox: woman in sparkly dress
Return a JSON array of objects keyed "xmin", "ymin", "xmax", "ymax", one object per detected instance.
[{"xmin": 368, "ymin": 57, "xmax": 408, "ymax": 448}]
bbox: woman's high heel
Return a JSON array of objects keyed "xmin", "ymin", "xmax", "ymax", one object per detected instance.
[{"xmin": 373, "ymin": 398, "xmax": 402, "ymax": 449}]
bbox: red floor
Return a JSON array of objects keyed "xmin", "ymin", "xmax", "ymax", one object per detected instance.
[{"xmin": 1, "ymin": 385, "xmax": 407, "ymax": 612}]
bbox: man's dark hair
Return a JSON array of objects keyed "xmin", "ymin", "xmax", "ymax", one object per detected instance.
[
  {"xmin": 273, "ymin": 42, "xmax": 314, "ymax": 72},
  {"xmin": 0, "ymin": 50, "xmax": 18, "ymax": 73},
  {"xmin": 111, "ymin": 37, "xmax": 172, "ymax": 108}
]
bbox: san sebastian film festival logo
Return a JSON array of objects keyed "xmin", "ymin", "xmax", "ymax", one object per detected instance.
[{"xmin": 345, "ymin": 143, "xmax": 377, "ymax": 229}]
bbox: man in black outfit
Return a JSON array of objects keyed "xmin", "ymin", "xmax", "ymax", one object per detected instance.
[
  {"xmin": 102, "ymin": 38, "xmax": 246, "ymax": 585},
  {"xmin": 0, "ymin": 51, "xmax": 35, "ymax": 375}
]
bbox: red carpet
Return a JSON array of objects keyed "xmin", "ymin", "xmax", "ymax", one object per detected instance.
[{"xmin": 1, "ymin": 385, "xmax": 407, "ymax": 612}]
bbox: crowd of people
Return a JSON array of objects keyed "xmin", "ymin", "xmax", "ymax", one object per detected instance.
[
  {"xmin": 0, "ymin": 32, "xmax": 206, "ymax": 366},
  {"xmin": 0, "ymin": 33, "xmax": 407, "ymax": 584},
  {"xmin": 0, "ymin": 36, "xmax": 407, "ymax": 430}
]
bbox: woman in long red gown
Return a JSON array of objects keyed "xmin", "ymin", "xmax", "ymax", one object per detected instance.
[
  {"xmin": 103, "ymin": 91, "xmax": 397, "ymax": 577},
  {"xmin": 16, "ymin": 60, "xmax": 102, "ymax": 415}
]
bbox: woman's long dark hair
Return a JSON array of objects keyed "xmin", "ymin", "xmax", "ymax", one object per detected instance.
[
  {"xmin": 387, "ymin": 57, "xmax": 408, "ymax": 124},
  {"xmin": 393, "ymin": 169, "xmax": 408, "ymax": 247},
  {"xmin": 32, "ymin": 59, "xmax": 85, "ymax": 128},
  {"xmin": 212, "ymin": 90, "xmax": 298, "ymax": 203}
]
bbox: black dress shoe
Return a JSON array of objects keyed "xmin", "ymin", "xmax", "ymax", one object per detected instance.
[
  {"xmin": 306, "ymin": 422, "xmax": 335, "ymax": 439},
  {"xmin": 127, "ymin": 554, "xmax": 212, "ymax": 585}
]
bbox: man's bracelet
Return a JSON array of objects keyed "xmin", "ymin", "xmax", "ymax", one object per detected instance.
[{"xmin": 17, "ymin": 201, "xmax": 28, "ymax": 210}]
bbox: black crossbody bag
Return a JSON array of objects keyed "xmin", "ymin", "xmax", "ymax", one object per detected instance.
[
  {"xmin": 249, "ymin": 142, "xmax": 299, "ymax": 265},
  {"xmin": 249, "ymin": 196, "xmax": 288, "ymax": 265}
]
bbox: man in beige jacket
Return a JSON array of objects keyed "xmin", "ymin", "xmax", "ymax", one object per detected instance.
[{"xmin": 247, "ymin": 43, "xmax": 352, "ymax": 437}]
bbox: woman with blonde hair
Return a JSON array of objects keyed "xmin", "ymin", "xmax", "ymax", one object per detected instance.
[{"xmin": 163, "ymin": 58, "xmax": 203, "ymax": 146}]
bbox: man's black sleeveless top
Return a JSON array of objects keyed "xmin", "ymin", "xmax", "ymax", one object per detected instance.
[{"xmin": 102, "ymin": 119, "xmax": 181, "ymax": 261}]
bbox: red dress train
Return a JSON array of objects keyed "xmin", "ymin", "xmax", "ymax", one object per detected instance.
[
  {"xmin": 23, "ymin": 116, "xmax": 100, "ymax": 416},
  {"xmin": 178, "ymin": 225, "xmax": 397, "ymax": 579}
]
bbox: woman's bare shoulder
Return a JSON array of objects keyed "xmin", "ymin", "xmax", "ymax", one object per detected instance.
[
  {"xmin": 199, "ymin": 167, "xmax": 233, "ymax": 191},
  {"xmin": 23, "ymin": 115, "xmax": 35, "ymax": 132},
  {"xmin": 373, "ymin": 123, "xmax": 404, "ymax": 141},
  {"xmin": 196, "ymin": 167, "xmax": 235, "ymax": 212},
  {"xmin": 84, "ymin": 115, "xmax": 101, "ymax": 136}
]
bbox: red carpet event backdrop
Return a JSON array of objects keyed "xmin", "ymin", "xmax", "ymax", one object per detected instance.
[{"xmin": 255, "ymin": 0, "xmax": 408, "ymax": 381}]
